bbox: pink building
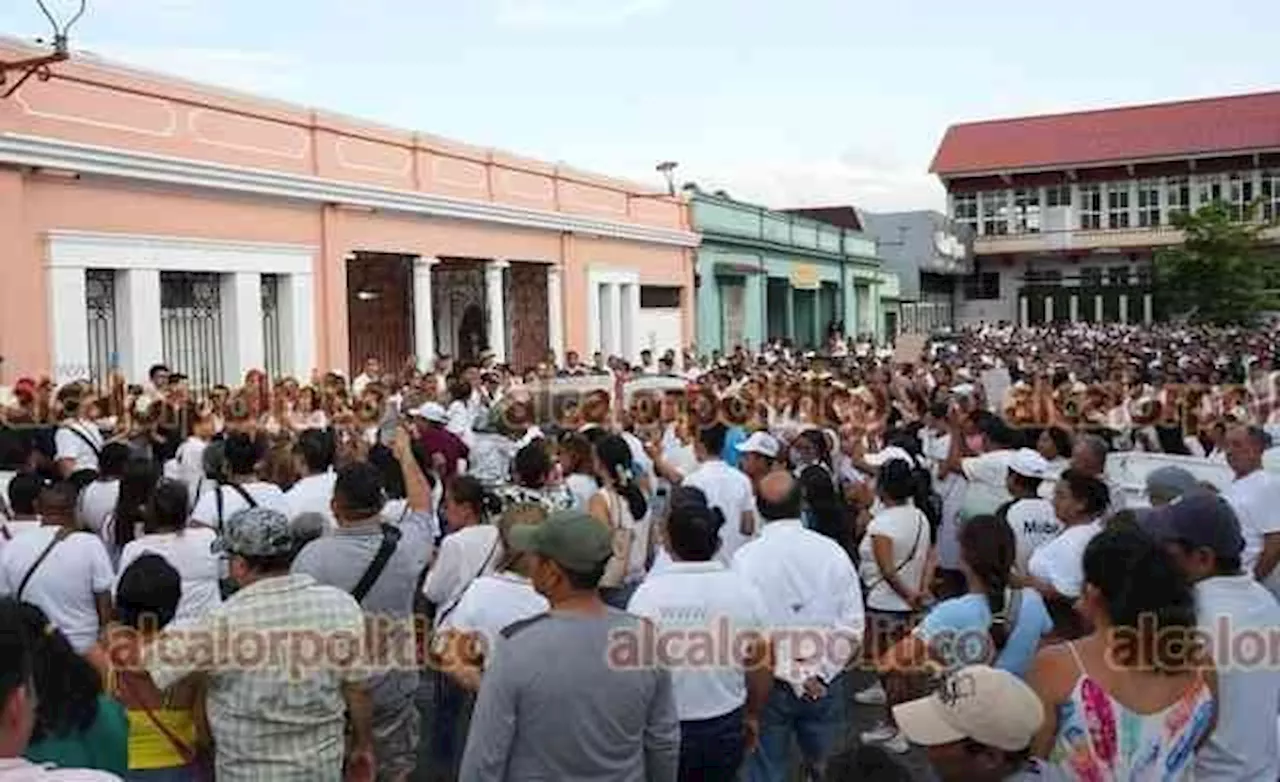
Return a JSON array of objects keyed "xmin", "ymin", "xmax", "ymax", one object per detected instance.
[{"xmin": 0, "ymin": 37, "xmax": 698, "ymax": 388}]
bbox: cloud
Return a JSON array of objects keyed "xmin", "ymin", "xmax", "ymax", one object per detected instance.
[
  {"xmin": 682, "ymin": 156, "xmax": 947, "ymax": 215},
  {"xmin": 494, "ymin": 0, "xmax": 670, "ymax": 28},
  {"xmin": 76, "ymin": 44, "xmax": 304, "ymax": 97}
]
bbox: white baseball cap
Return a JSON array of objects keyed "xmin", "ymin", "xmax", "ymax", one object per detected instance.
[
  {"xmin": 736, "ymin": 431, "xmax": 780, "ymax": 460},
  {"xmin": 411, "ymin": 402, "xmax": 449, "ymax": 424},
  {"xmin": 1008, "ymin": 448, "xmax": 1050, "ymax": 480},
  {"xmin": 863, "ymin": 445, "xmax": 917, "ymax": 468},
  {"xmin": 893, "ymin": 665, "xmax": 1044, "ymax": 752}
]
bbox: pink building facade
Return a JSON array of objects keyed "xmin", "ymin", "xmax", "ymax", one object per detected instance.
[{"xmin": 0, "ymin": 37, "xmax": 697, "ymax": 387}]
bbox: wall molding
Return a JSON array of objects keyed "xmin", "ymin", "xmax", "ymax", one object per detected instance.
[
  {"xmin": 46, "ymin": 230, "xmax": 316, "ymax": 275},
  {"xmin": 2, "ymin": 133, "xmax": 702, "ymax": 249}
]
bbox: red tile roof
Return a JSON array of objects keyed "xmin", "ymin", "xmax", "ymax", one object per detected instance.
[{"xmin": 930, "ymin": 90, "xmax": 1280, "ymax": 177}]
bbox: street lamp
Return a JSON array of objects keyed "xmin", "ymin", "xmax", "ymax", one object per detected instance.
[
  {"xmin": 656, "ymin": 161, "xmax": 678, "ymax": 196},
  {"xmin": 1, "ymin": 0, "xmax": 88, "ymax": 99}
]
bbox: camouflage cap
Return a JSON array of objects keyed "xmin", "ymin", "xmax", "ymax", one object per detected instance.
[{"xmin": 215, "ymin": 506, "xmax": 295, "ymax": 558}]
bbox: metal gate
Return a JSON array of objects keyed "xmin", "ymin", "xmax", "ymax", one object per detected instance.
[
  {"xmin": 505, "ymin": 263, "xmax": 549, "ymax": 373},
  {"xmin": 85, "ymin": 269, "xmax": 119, "ymax": 391},
  {"xmin": 431, "ymin": 260, "xmax": 488, "ymax": 363},
  {"xmin": 261, "ymin": 274, "xmax": 284, "ymax": 381},
  {"xmin": 161, "ymin": 272, "xmax": 225, "ymax": 392},
  {"xmin": 720, "ymin": 279, "xmax": 746, "ymax": 351},
  {"xmin": 347, "ymin": 254, "xmax": 414, "ymax": 374}
]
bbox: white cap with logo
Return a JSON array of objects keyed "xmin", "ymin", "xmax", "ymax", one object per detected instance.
[
  {"xmin": 892, "ymin": 665, "xmax": 1044, "ymax": 752},
  {"xmin": 735, "ymin": 431, "xmax": 780, "ymax": 460}
]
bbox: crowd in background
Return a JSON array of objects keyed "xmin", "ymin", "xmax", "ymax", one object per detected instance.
[{"xmin": 0, "ymin": 320, "xmax": 1279, "ymax": 782}]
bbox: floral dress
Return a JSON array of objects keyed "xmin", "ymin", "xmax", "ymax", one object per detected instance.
[{"xmin": 1047, "ymin": 642, "xmax": 1214, "ymax": 781}]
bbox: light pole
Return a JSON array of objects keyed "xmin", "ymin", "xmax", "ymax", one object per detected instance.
[
  {"xmin": 0, "ymin": 0, "xmax": 88, "ymax": 99},
  {"xmin": 656, "ymin": 161, "xmax": 678, "ymax": 197}
]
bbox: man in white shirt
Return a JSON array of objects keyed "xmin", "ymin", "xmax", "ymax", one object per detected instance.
[
  {"xmin": 0, "ymin": 597, "xmax": 122, "ymax": 781},
  {"xmin": 942, "ymin": 410, "xmax": 1017, "ymax": 522},
  {"xmin": 1069, "ymin": 433, "xmax": 1125, "ymax": 514},
  {"xmin": 733, "ymin": 472, "xmax": 864, "ymax": 782},
  {"xmin": 736, "ymin": 431, "xmax": 782, "ymax": 491},
  {"xmin": 0, "ymin": 482, "xmax": 113, "ymax": 653},
  {"xmin": 1000, "ymin": 448, "xmax": 1061, "ymax": 574},
  {"xmin": 352, "ymin": 355, "xmax": 382, "ymax": 397},
  {"xmin": 1222, "ymin": 425, "xmax": 1280, "ymax": 599},
  {"xmin": 628, "ymin": 486, "xmax": 772, "ymax": 781},
  {"xmin": 54, "ymin": 388, "xmax": 105, "ymax": 478},
  {"xmin": 191, "ymin": 433, "xmax": 288, "ymax": 530},
  {"xmin": 683, "ymin": 423, "xmax": 757, "ymax": 564},
  {"xmin": 0, "ymin": 474, "xmax": 44, "ymax": 559},
  {"xmin": 284, "ymin": 429, "xmax": 338, "ymax": 532},
  {"xmin": 1138, "ymin": 491, "xmax": 1280, "ymax": 782}
]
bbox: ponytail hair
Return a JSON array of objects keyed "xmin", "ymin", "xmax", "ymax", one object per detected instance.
[
  {"xmin": 958, "ymin": 514, "xmax": 1017, "ymax": 653},
  {"xmin": 597, "ymin": 435, "xmax": 648, "ymax": 520},
  {"xmin": 447, "ymin": 475, "xmax": 502, "ymax": 522}
]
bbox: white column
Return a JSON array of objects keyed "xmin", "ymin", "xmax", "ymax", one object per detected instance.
[
  {"xmin": 1044, "ymin": 296, "xmax": 1054, "ymax": 323},
  {"xmin": 1019, "ymin": 296, "xmax": 1029, "ymax": 328},
  {"xmin": 1094, "ymin": 294, "xmax": 1103, "ymax": 321},
  {"xmin": 221, "ymin": 272, "xmax": 263, "ymax": 383},
  {"xmin": 1069, "ymin": 294, "xmax": 1079, "ymax": 322},
  {"xmin": 279, "ymin": 272, "xmax": 315, "ymax": 378},
  {"xmin": 485, "ymin": 259, "xmax": 509, "ymax": 363},
  {"xmin": 46, "ymin": 267, "xmax": 90, "ymax": 385},
  {"xmin": 413, "ymin": 257, "xmax": 438, "ymax": 369},
  {"xmin": 546, "ymin": 264, "xmax": 564, "ymax": 365},
  {"xmin": 623, "ymin": 282, "xmax": 641, "ymax": 363},
  {"xmin": 1118, "ymin": 294, "xmax": 1128, "ymax": 324},
  {"xmin": 115, "ymin": 269, "xmax": 162, "ymax": 384},
  {"xmin": 605, "ymin": 284, "xmax": 623, "ymax": 358},
  {"xmin": 1143, "ymin": 293, "xmax": 1153, "ymax": 325}
]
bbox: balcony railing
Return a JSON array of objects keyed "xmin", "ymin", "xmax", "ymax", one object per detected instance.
[{"xmin": 973, "ymin": 223, "xmax": 1280, "ymax": 255}]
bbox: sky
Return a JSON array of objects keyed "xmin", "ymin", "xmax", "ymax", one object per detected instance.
[{"xmin": 3, "ymin": 0, "xmax": 1280, "ymax": 213}]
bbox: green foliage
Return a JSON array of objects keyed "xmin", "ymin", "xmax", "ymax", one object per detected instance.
[{"xmin": 1154, "ymin": 201, "xmax": 1280, "ymax": 325}]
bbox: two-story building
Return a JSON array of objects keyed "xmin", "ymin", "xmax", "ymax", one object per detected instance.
[
  {"xmin": 859, "ymin": 210, "xmax": 971, "ymax": 333},
  {"xmin": 931, "ymin": 90, "xmax": 1280, "ymax": 326},
  {"xmin": 688, "ymin": 189, "xmax": 890, "ymax": 352},
  {"xmin": 0, "ymin": 36, "xmax": 697, "ymax": 388}
]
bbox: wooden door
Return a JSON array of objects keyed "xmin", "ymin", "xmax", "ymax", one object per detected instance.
[{"xmin": 347, "ymin": 254, "xmax": 414, "ymax": 374}]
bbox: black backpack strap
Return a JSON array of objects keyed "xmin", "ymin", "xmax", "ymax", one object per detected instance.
[
  {"xmin": 228, "ymin": 483, "xmax": 259, "ymax": 509},
  {"xmin": 351, "ymin": 524, "xmax": 402, "ymax": 604},
  {"xmin": 994, "ymin": 498, "xmax": 1018, "ymax": 525},
  {"xmin": 62, "ymin": 424, "xmax": 102, "ymax": 459},
  {"xmin": 17, "ymin": 528, "xmax": 72, "ymax": 599}
]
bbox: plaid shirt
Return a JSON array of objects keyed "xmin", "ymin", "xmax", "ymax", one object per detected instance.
[{"xmin": 148, "ymin": 574, "xmax": 368, "ymax": 782}]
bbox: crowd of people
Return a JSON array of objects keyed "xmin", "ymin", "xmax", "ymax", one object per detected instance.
[{"xmin": 0, "ymin": 320, "xmax": 1279, "ymax": 782}]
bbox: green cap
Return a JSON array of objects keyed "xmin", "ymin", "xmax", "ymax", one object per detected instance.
[{"xmin": 508, "ymin": 510, "xmax": 613, "ymax": 574}]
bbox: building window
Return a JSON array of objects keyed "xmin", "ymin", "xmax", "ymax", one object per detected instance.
[
  {"xmin": 1264, "ymin": 171, "xmax": 1280, "ymax": 222},
  {"xmin": 1106, "ymin": 183, "xmax": 1131, "ymax": 229},
  {"xmin": 1136, "ymin": 265, "xmax": 1153, "ymax": 287},
  {"xmin": 1137, "ymin": 180, "xmax": 1161, "ymax": 227},
  {"xmin": 952, "ymin": 193, "xmax": 978, "ymax": 232},
  {"xmin": 1026, "ymin": 269, "xmax": 1062, "ymax": 286},
  {"xmin": 84, "ymin": 269, "xmax": 119, "ymax": 392},
  {"xmin": 161, "ymin": 272, "xmax": 225, "ymax": 392},
  {"xmin": 1166, "ymin": 177, "xmax": 1190, "ymax": 220},
  {"xmin": 1079, "ymin": 185, "xmax": 1102, "ymax": 229},
  {"xmin": 261, "ymin": 274, "xmax": 283, "ymax": 382},
  {"xmin": 1045, "ymin": 185, "xmax": 1072, "ymax": 208},
  {"xmin": 1228, "ymin": 173, "xmax": 1255, "ymax": 221},
  {"xmin": 980, "ymin": 191, "xmax": 1009, "ymax": 236},
  {"xmin": 1081, "ymin": 267, "xmax": 1103, "ymax": 288},
  {"xmin": 963, "ymin": 272, "xmax": 1000, "ymax": 300},
  {"xmin": 1012, "ymin": 188, "xmax": 1041, "ymax": 233},
  {"xmin": 1196, "ymin": 174, "xmax": 1223, "ymax": 207},
  {"xmin": 640, "ymin": 286, "xmax": 682, "ymax": 308},
  {"xmin": 1109, "ymin": 266, "xmax": 1130, "ymax": 286}
]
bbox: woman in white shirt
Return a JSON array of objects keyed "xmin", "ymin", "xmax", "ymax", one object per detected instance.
[
  {"xmin": 1025, "ymin": 468, "xmax": 1110, "ymax": 640},
  {"xmin": 588, "ymin": 434, "xmax": 649, "ymax": 609},
  {"xmin": 558, "ymin": 434, "xmax": 600, "ymax": 512},
  {"xmin": 857, "ymin": 458, "xmax": 934, "ymax": 753},
  {"xmin": 116, "ymin": 479, "xmax": 221, "ymax": 625},
  {"xmin": 423, "ymin": 475, "xmax": 502, "ymax": 611}
]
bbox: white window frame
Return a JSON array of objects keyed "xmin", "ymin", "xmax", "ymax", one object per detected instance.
[
  {"xmin": 1013, "ymin": 188, "xmax": 1041, "ymax": 234},
  {"xmin": 1078, "ymin": 185, "xmax": 1102, "ymax": 230},
  {"xmin": 1263, "ymin": 170, "xmax": 1280, "ymax": 222},
  {"xmin": 980, "ymin": 190, "xmax": 1009, "ymax": 236},
  {"xmin": 1106, "ymin": 183, "xmax": 1131, "ymax": 229},
  {"xmin": 1166, "ymin": 177, "xmax": 1190, "ymax": 220},
  {"xmin": 1228, "ymin": 172, "xmax": 1255, "ymax": 221},
  {"xmin": 1137, "ymin": 179, "xmax": 1161, "ymax": 227}
]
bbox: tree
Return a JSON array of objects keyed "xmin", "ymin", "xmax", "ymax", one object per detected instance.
[{"xmin": 1154, "ymin": 201, "xmax": 1280, "ymax": 325}]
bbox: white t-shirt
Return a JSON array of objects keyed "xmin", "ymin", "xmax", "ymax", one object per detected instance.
[
  {"xmin": 285, "ymin": 472, "xmax": 338, "ymax": 532},
  {"xmin": 1026, "ymin": 520, "xmax": 1103, "ymax": 599},
  {"xmin": 959, "ymin": 449, "xmax": 1015, "ymax": 520},
  {"xmin": 1002, "ymin": 497, "xmax": 1062, "ymax": 575},
  {"xmin": 54, "ymin": 420, "xmax": 104, "ymax": 473},
  {"xmin": 0, "ymin": 527, "xmax": 113, "ymax": 652},
  {"xmin": 857, "ymin": 504, "xmax": 931, "ymax": 612},
  {"xmin": 172, "ymin": 437, "xmax": 208, "ymax": 508},
  {"xmin": 1224, "ymin": 470, "xmax": 1280, "ymax": 597},
  {"xmin": 627, "ymin": 560, "xmax": 769, "ymax": 721},
  {"xmin": 0, "ymin": 519, "xmax": 42, "ymax": 559},
  {"xmin": 439, "ymin": 571, "xmax": 548, "ymax": 667},
  {"xmin": 1194, "ymin": 574, "xmax": 1280, "ymax": 782},
  {"xmin": 422, "ymin": 524, "xmax": 501, "ymax": 608},
  {"xmin": 77, "ymin": 479, "xmax": 120, "ymax": 537},
  {"xmin": 682, "ymin": 460, "xmax": 756, "ymax": 564},
  {"xmin": 0, "ymin": 757, "xmax": 121, "ymax": 781},
  {"xmin": 564, "ymin": 473, "xmax": 600, "ymax": 512},
  {"xmin": 190, "ymin": 481, "xmax": 289, "ymax": 530},
  {"xmin": 116, "ymin": 528, "xmax": 222, "ymax": 625}
]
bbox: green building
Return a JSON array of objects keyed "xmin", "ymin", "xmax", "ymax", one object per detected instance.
[{"xmin": 689, "ymin": 188, "xmax": 895, "ymax": 352}]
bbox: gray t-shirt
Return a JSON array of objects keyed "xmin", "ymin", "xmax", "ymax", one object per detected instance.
[
  {"xmin": 291, "ymin": 516, "xmax": 432, "ymax": 713},
  {"xmin": 459, "ymin": 608, "xmax": 679, "ymax": 782}
]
